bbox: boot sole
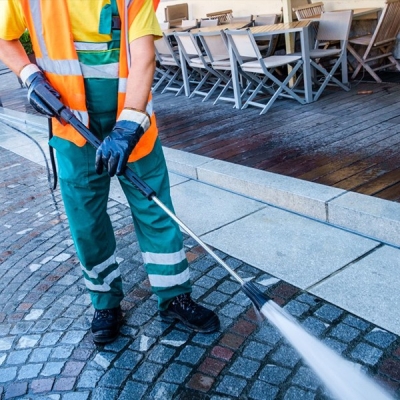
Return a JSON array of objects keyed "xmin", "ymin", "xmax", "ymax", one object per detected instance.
[{"xmin": 160, "ymin": 312, "xmax": 220, "ymax": 333}]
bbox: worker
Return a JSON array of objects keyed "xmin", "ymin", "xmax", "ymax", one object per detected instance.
[{"xmin": 0, "ymin": 0, "xmax": 220, "ymax": 344}]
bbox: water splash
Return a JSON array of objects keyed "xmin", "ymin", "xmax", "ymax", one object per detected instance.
[{"xmin": 261, "ymin": 301, "xmax": 393, "ymax": 400}]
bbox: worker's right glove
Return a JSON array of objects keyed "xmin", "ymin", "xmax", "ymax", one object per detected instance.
[{"xmin": 20, "ymin": 64, "xmax": 61, "ymax": 117}]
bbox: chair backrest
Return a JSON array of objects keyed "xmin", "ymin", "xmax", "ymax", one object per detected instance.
[
  {"xmin": 206, "ymin": 9, "xmax": 233, "ymax": 24},
  {"xmin": 164, "ymin": 3, "xmax": 189, "ymax": 26},
  {"xmin": 231, "ymin": 15, "xmax": 254, "ymax": 24},
  {"xmin": 159, "ymin": 22, "xmax": 170, "ymax": 30},
  {"xmin": 371, "ymin": 0, "xmax": 400, "ymax": 45},
  {"xmin": 225, "ymin": 29, "xmax": 261, "ymax": 64},
  {"xmin": 200, "ymin": 18, "xmax": 219, "ymax": 27},
  {"xmin": 154, "ymin": 34, "xmax": 180, "ymax": 65},
  {"xmin": 181, "ymin": 19, "xmax": 198, "ymax": 28},
  {"xmin": 174, "ymin": 31, "xmax": 204, "ymax": 66},
  {"xmin": 294, "ymin": 2, "xmax": 324, "ymax": 20},
  {"xmin": 196, "ymin": 31, "xmax": 229, "ymax": 63},
  {"xmin": 291, "ymin": 0, "xmax": 310, "ymax": 19},
  {"xmin": 316, "ymin": 10, "xmax": 353, "ymax": 42},
  {"xmin": 254, "ymin": 14, "xmax": 279, "ymax": 26}
]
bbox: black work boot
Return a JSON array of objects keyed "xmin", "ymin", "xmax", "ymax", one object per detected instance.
[
  {"xmin": 160, "ymin": 293, "xmax": 220, "ymax": 333},
  {"xmin": 91, "ymin": 306, "xmax": 123, "ymax": 344}
]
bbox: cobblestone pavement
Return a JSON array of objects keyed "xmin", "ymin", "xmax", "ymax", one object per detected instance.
[{"xmin": 1, "ymin": 144, "xmax": 400, "ymax": 400}]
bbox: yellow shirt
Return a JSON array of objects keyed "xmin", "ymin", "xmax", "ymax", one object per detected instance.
[{"xmin": 0, "ymin": 0, "xmax": 162, "ymax": 43}]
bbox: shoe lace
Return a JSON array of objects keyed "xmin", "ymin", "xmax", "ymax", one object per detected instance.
[
  {"xmin": 95, "ymin": 309, "xmax": 113, "ymax": 319},
  {"xmin": 173, "ymin": 293, "xmax": 198, "ymax": 314}
]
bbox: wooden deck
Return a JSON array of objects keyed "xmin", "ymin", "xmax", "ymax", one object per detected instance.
[
  {"xmin": 153, "ymin": 76, "xmax": 400, "ymax": 203},
  {"xmin": 1, "ymin": 62, "xmax": 399, "ymax": 203}
]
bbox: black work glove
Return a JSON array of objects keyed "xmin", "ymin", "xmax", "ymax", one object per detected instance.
[
  {"xmin": 95, "ymin": 109, "xmax": 150, "ymax": 177},
  {"xmin": 20, "ymin": 64, "xmax": 61, "ymax": 117}
]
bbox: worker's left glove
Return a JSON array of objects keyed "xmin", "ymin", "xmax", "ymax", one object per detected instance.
[
  {"xmin": 20, "ymin": 64, "xmax": 61, "ymax": 117},
  {"xmin": 95, "ymin": 109, "xmax": 150, "ymax": 177}
]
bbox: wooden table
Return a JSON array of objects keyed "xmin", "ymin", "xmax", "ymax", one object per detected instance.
[
  {"xmin": 162, "ymin": 25, "xmax": 197, "ymax": 36},
  {"xmin": 229, "ymin": 21, "xmax": 314, "ymax": 108},
  {"xmin": 190, "ymin": 22, "xmax": 253, "ymax": 34}
]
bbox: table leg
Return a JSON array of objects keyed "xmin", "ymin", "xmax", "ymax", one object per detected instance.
[{"xmin": 300, "ymin": 26, "xmax": 313, "ymax": 103}]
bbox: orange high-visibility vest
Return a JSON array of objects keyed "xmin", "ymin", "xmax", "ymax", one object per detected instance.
[{"xmin": 19, "ymin": 0, "xmax": 158, "ymax": 163}]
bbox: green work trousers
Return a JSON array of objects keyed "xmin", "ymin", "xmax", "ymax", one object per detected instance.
[{"xmin": 50, "ymin": 111, "xmax": 191, "ymax": 310}]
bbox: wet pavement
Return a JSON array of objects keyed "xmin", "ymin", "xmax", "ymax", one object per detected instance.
[{"xmin": 1, "ymin": 61, "xmax": 400, "ymax": 399}]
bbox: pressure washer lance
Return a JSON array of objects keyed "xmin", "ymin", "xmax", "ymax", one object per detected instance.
[{"xmin": 34, "ymin": 83, "xmax": 272, "ymax": 311}]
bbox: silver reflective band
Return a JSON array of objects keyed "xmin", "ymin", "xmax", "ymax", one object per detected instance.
[
  {"xmin": 142, "ymin": 249, "xmax": 186, "ymax": 265},
  {"xmin": 84, "ymin": 268, "xmax": 121, "ymax": 292},
  {"xmin": 81, "ymin": 253, "xmax": 117, "ymax": 280},
  {"xmin": 74, "ymin": 42, "xmax": 108, "ymax": 51},
  {"xmin": 80, "ymin": 63, "xmax": 119, "ymax": 79},
  {"xmin": 36, "ymin": 57, "xmax": 82, "ymax": 76},
  {"xmin": 148, "ymin": 267, "xmax": 190, "ymax": 288}
]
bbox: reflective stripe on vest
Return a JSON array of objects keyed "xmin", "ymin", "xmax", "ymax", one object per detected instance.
[{"xmin": 19, "ymin": 0, "xmax": 158, "ymax": 162}]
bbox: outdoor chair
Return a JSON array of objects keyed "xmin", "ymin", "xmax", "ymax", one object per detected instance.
[
  {"xmin": 164, "ymin": 3, "xmax": 189, "ymax": 28},
  {"xmin": 181, "ymin": 19, "xmax": 198, "ymax": 29},
  {"xmin": 153, "ymin": 34, "xmax": 184, "ymax": 95},
  {"xmin": 224, "ymin": 28, "xmax": 304, "ymax": 115},
  {"xmin": 293, "ymin": 10, "xmax": 353, "ymax": 101},
  {"xmin": 195, "ymin": 31, "xmax": 239, "ymax": 105},
  {"xmin": 293, "ymin": 2, "xmax": 324, "ymax": 20},
  {"xmin": 205, "ymin": 10, "xmax": 233, "ymax": 25},
  {"xmin": 290, "ymin": 0, "xmax": 310, "ymax": 20},
  {"xmin": 230, "ymin": 16, "xmax": 254, "ymax": 25},
  {"xmin": 200, "ymin": 19, "xmax": 219, "ymax": 28},
  {"xmin": 174, "ymin": 31, "xmax": 227, "ymax": 101},
  {"xmin": 347, "ymin": 0, "xmax": 400, "ymax": 83},
  {"xmin": 253, "ymin": 14, "xmax": 280, "ymax": 57}
]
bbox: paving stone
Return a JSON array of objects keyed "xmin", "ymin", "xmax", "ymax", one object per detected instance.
[
  {"xmin": 314, "ymin": 304, "xmax": 343, "ymax": 323},
  {"xmin": 176, "ymin": 345, "xmax": 205, "ymax": 365},
  {"xmin": 62, "ymin": 361, "xmax": 85, "ymax": 377},
  {"xmin": 198, "ymin": 357, "xmax": 226, "ymax": 377},
  {"xmin": 118, "ymin": 381, "xmax": 148, "ymax": 400},
  {"xmin": 91, "ymin": 387, "xmax": 119, "ymax": 400},
  {"xmin": 271, "ymin": 345, "xmax": 301, "ymax": 368},
  {"xmin": 51, "ymin": 345, "xmax": 75, "ymax": 360},
  {"xmin": 302, "ymin": 317, "xmax": 328, "ymax": 337},
  {"xmin": 322, "ymin": 338, "xmax": 348, "ymax": 355},
  {"xmin": 148, "ymin": 381, "xmax": 179, "ymax": 399},
  {"xmin": 148, "ymin": 345, "xmax": 176, "ymax": 364},
  {"xmin": 0, "ymin": 367, "xmax": 17, "ymax": 383},
  {"xmin": 259, "ymin": 365, "xmax": 291, "ymax": 385},
  {"xmin": 248, "ymin": 381, "xmax": 279, "ymax": 400},
  {"xmin": 296, "ymin": 293, "xmax": 320, "ymax": 306},
  {"xmin": 4, "ymin": 381, "xmax": 28, "ymax": 399},
  {"xmin": 284, "ymin": 300, "xmax": 310, "ymax": 318},
  {"xmin": 243, "ymin": 341, "xmax": 273, "ymax": 360},
  {"xmin": 77, "ymin": 370, "xmax": 104, "ymax": 388},
  {"xmin": 61, "ymin": 330, "xmax": 87, "ymax": 345},
  {"xmin": 254, "ymin": 324, "xmax": 282, "ymax": 346},
  {"xmin": 6, "ymin": 349, "xmax": 31, "ymax": 365},
  {"xmin": 351, "ymin": 343, "xmax": 383, "ymax": 366},
  {"xmin": 216, "ymin": 375, "xmax": 247, "ymax": 397},
  {"xmin": 203, "ymin": 291, "xmax": 230, "ymax": 306},
  {"xmin": 186, "ymin": 373, "xmax": 215, "ymax": 393},
  {"xmin": 0, "ymin": 337, "xmax": 15, "ymax": 351},
  {"xmin": 40, "ymin": 361, "xmax": 65, "ymax": 377},
  {"xmin": 114, "ymin": 350, "xmax": 143, "ymax": 370},
  {"xmin": 220, "ymin": 303, "xmax": 246, "ymax": 319},
  {"xmin": 329, "ymin": 323, "xmax": 361, "ymax": 343},
  {"xmin": 229, "ymin": 357, "xmax": 260, "ymax": 378},
  {"xmin": 283, "ymin": 386, "xmax": 315, "ymax": 399},
  {"xmin": 291, "ymin": 366, "xmax": 321, "ymax": 391},
  {"xmin": 342, "ymin": 315, "xmax": 370, "ymax": 331},
  {"xmin": 30, "ymin": 347, "xmax": 52, "ymax": 362},
  {"xmin": 132, "ymin": 362, "xmax": 163, "ymax": 382},
  {"xmin": 365, "ymin": 329, "xmax": 397, "ymax": 349},
  {"xmin": 161, "ymin": 363, "xmax": 191, "ymax": 384},
  {"xmin": 62, "ymin": 392, "xmax": 90, "ymax": 400},
  {"xmin": 53, "ymin": 377, "xmax": 76, "ymax": 392},
  {"xmin": 30, "ymin": 377, "xmax": 54, "ymax": 393},
  {"xmin": 18, "ymin": 363, "xmax": 43, "ymax": 379},
  {"xmin": 100, "ymin": 368, "xmax": 130, "ymax": 388},
  {"xmin": 10, "ymin": 321, "xmax": 34, "ymax": 334}
]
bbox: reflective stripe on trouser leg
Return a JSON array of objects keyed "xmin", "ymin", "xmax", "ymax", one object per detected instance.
[
  {"xmin": 118, "ymin": 138, "xmax": 192, "ymax": 310},
  {"xmin": 49, "ymin": 132, "xmax": 123, "ymax": 310}
]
